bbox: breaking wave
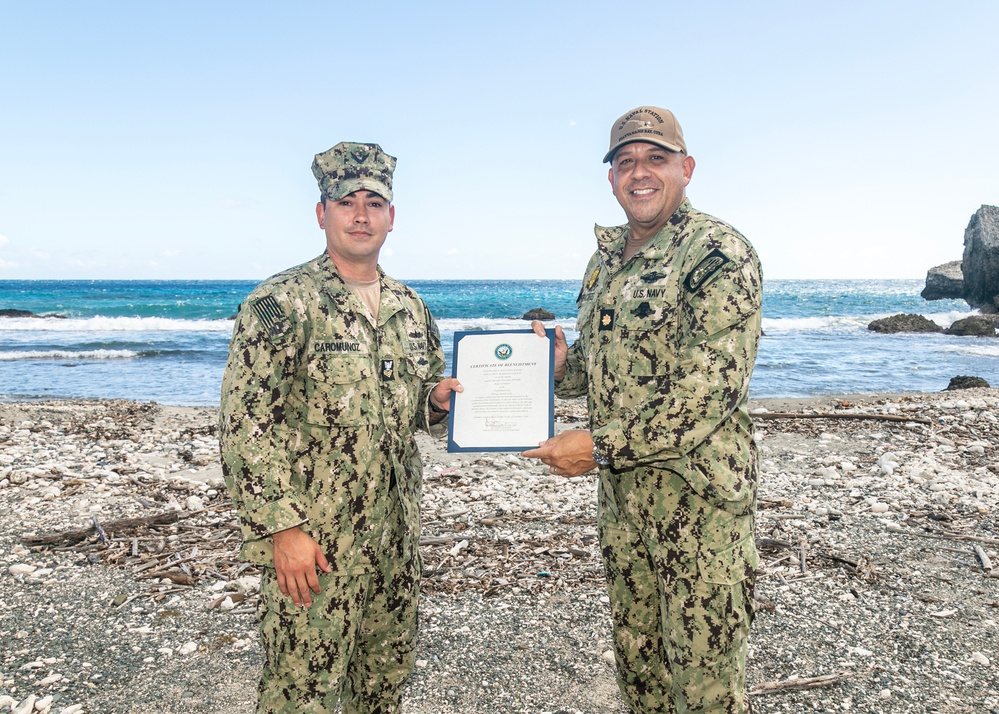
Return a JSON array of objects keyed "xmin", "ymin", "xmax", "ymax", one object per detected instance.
[{"xmin": 0, "ymin": 349, "xmax": 140, "ymax": 361}]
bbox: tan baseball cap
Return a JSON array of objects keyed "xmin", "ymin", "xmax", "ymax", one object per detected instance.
[
  {"xmin": 603, "ymin": 106, "xmax": 686, "ymax": 163},
  {"xmin": 312, "ymin": 142, "xmax": 397, "ymax": 202}
]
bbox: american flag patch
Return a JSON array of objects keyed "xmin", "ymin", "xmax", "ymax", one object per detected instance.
[{"xmin": 252, "ymin": 296, "xmax": 286, "ymax": 328}]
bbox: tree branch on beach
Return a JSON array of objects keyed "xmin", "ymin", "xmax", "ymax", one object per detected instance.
[
  {"xmin": 752, "ymin": 411, "xmax": 932, "ymax": 425},
  {"xmin": 749, "ymin": 671, "xmax": 851, "ymax": 696},
  {"xmin": 21, "ymin": 510, "xmax": 185, "ymax": 547}
]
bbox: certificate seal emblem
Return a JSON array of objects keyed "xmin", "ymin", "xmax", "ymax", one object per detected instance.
[{"xmin": 495, "ymin": 343, "xmax": 513, "ymax": 360}]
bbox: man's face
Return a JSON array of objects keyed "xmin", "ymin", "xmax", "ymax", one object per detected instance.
[
  {"xmin": 316, "ymin": 190, "xmax": 395, "ymax": 268},
  {"xmin": 608, "ymin": 142, "xmax": 695, "ymax": 240}
]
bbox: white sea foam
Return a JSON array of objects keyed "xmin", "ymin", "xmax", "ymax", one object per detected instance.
[
  {"xmin": 940, "ymin": 343, "xmax": 999, "ymax": 358},
  {"xmin": 762, "ymin": 309, "xmax": 983, "ymax": 335},
  {"xmin": 435, "ymin": 317, "xmax": 578, "ymax": 332},
  {"xmin": 0, "ymin": 349, "xmax": 139, "ymax": 361},
  {"xmin": 0, "ymin": 317, "xmax": 233, "ymax": 332},
  {"xmin": 762, "ymin": 315, "xmax": 871, "ymax": 333},
  {"xmin": 925, "ymin": 309, "xmax": 979, "ymax": 327}
]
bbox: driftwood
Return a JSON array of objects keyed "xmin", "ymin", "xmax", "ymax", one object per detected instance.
[
  {"xmin": 142, "ymin": 569, "xmax": 197, "ymax": 586},
  {"xmin": 752, "ymin": 411, "xmax": 932, "ymax": 425},
  {"xmin": 973, "ymin": 544, "xmax": 993, "ymax": 571},
  {"xmin": 894, "ymin": 529, "xmax": 999, "ymax": 548},
  {"xmin": 749, "ymin": 671, "xmax": 850, "ymax": 696},
  {"xmin": 420, "ymin": 535, "xmax": 472, "ymax": 546},
  {"xmin": 756, "ymin": 536, "xmax": 865, "ymax": 580},
  {"xmin": 21, "ymin": 510, "xmax": 184, "ymax": 547},
  {"xmin": 91, "ymin": 516, "xmax": 109, "ymax": 546}
]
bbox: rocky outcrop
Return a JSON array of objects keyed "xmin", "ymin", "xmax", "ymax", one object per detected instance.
[
  {"xmin": 0, "ymin": 309, "xmax": 66, "ymax": 319},
  {"xmin": 868, "ymin": 313, "xmax": 998, "ymax": 336},
  {"xmin": 868, "ymin": 314, "xmax": 943, "ymax": 333},
  {"xmin": 522, "ymin": 308, "xmax": 555, "ymax": 321},
  {"xmin": 921, "ymin": 261, "xmax": 964, "ymax": 300},
  {"xmin": 945, "ymin": 375, "xmax": 991, "ymax": 390},
  {"xmin": 962, "ymin": 205, "xmax": 999, "ymax": 313},
  {"xmin": 923, "ymin": 205, "xmax": 999, "ymax": 312},
  {"xmin": 945, "ymin": 315, "xmax": 998, "ymax": 337}
]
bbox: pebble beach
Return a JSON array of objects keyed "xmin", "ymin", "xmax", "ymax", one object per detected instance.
[{"xmin": 1, "ymin": 391, "xmax": 998, "ymax": 713}]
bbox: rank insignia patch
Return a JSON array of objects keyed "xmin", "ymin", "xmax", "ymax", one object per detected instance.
[
  {"xmin": 350, "ymin": 145, "xmax": 370, "ymax": 163},
  {"xmin": 598, "ymin": 309, "xmax": 615, "ymax": 331},
  {"xmin": 684, "ymin": 249, "xmax": 731, "ymax": 293},
  {"xmin": 381, "ymin": 359, "xmax": 395, "ymax": 381},
  {"xmin": 587, "ymin": 267, "xmax": 601, "ymax": 290}
]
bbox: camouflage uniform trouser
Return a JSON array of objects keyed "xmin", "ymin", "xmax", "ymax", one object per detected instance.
[
  {"xmin": 254, "ymin": 525, "xmax": 419, "ymax": 713},
  {"xmin": 598, "ymin": 466, "xmax": 756, "ymax": 714}
]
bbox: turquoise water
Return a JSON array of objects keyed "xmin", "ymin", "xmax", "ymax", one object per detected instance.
[{"xmin": 0, "ymin": 278, "xmax": 993, "ymax": 405}]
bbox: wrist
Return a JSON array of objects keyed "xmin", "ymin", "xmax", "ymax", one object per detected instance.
[{"xmin": 272, "ymin": 525, "xmax": 303, "ymax": 544}]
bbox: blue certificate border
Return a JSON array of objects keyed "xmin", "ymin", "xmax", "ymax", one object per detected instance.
[{"xmin": 447, "ymin": 328, "xmax": 556, "ymax": 452}]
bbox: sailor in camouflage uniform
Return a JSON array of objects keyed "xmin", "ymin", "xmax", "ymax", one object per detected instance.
[
  {"xmin": 524, "ymin": 107, "xmax": 762, "ymax": 713},
  {"xmin": 219, "ymin": 142, "xmax": 461, "ymax": 714}
]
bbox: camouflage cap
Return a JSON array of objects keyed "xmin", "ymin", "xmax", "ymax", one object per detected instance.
[
  {"xmin": 603, "ymin": 106, "xmax": 686, "ymax": 163},
  {"xmin": 312, "ymin": 142, "xmax": 397, "ymax": 203}
]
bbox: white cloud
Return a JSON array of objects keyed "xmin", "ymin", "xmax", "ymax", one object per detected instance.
[
  {"xmin": 447, "ymin": 248, "xmax": 459, "ymax": 255},
  {"xmin": 0, "ymin": 233, "xmax": 9, "ymax": 246},
  {"xmin": 0, "ymin": 257, "xmax": 18, "ymax": 269},
  {"xmin": 160, "ymin": 249, "xmax": 183, "ymax": 258}
]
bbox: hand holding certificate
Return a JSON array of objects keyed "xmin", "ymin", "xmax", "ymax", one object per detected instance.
[{"xmin": 447, "ymin": 329, "xmax": 555, "ymax": 452}]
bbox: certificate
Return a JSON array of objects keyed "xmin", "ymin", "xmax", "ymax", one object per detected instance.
[{"xmin": 447, "ymin": 329, "xmax": 555, "ymax": 452}]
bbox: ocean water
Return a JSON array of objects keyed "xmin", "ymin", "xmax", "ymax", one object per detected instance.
[{"xmin": 0, "ymin": 278, "xmax": 994, "ymax": 406}]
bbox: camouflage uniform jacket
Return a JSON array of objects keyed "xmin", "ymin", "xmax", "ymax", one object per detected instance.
[
  {"xmin": 219, "ymin": 252, "xmax": 446, "ymax": 572},
  {"xmin": 558, "ymin": 199, "xmax": 763, "ymax": 514}
]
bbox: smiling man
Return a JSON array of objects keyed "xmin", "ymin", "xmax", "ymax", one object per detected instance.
[
  {"xmin": 219, "ymin": 142, "xmax": 461, "ymax": 713},
  {"xmin": 525, "ymin": 107, "xmax": 763, "ymax": 713}
]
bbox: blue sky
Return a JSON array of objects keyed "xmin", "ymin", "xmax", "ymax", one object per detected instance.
[{"xmin": 1, "ymin": 1, "xmax": 996, "ymax": 281}]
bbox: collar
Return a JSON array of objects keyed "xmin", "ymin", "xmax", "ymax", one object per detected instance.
[
  {"xmin": 316, "ymin": 252, "xmax": 406, "ymax": 327},
  {"xmin": 593, "ymin": 199, "xmax": 693, "ymax": 271}
]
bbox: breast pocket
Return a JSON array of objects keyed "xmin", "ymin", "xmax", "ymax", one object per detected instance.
[
  {"xmin": 305, "ymin": 355, "xmax": 376, "ymax": 426},
  {"xmin": 393, "ymin": 354, "xmax": 431, "ymax": 424},
  {"xmin": 616, "ymin": 299, "xmax": 678, "ymax": 377},
  {"xmin": 400, "ymin": 354, "xmax": 431, "ymax": 381}
]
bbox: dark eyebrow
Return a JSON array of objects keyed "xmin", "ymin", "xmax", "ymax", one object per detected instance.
[{"xmin": 343, "ymin": 190, "xmax": 386, "ymax": 201}]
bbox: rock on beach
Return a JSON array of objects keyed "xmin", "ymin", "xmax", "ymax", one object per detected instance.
[
  {"xmin": 867, "ymin": 313, "xmax": 943, "ymax": 333},
  {"xmin": 922, "ymin": 204, "xmax": 999, "ymax": 312}
]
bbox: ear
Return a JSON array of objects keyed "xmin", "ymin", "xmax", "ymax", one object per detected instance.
[
  {"xmin": 316, "ymin": 201, "xmax": 325, "ymax": 229},
  {"xmin": 607, "ymin": 167, "xmax": 615, "ymax": 190},
  {"xmin": 682, "ymin": 155, "xmax": 695, "ymax": 186},
  {"xmin": 387, "ymin": 204, "xmax": 395, "ymax": 233}
]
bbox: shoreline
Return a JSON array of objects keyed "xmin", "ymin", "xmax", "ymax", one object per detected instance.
[
  {"xmin": 1, "ymin": 390, "xmax": 997, "ymax": 713},
  {"xmin": 0, "ymin": 388, "xmax": 968, "ymax": 409}
]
